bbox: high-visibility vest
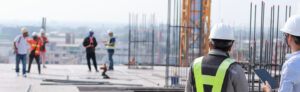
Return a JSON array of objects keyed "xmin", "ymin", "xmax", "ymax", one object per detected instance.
[
  {"xmin": 86, "ymin": 37, "xmax": 94, "ymax": 48},
  {"xmin": 28, "ymin": 40, "xmax": 41, "ymax": 55},
  {"xmin": 106, "ymin": 37, "xmax": 115, "ymax": 50},
  {"xmin": 193, "ymin": 56, "xmax": 235, "ymax": 92},
  {"xmin": 31, "ymin": 44, "xmax": 40, "ymax": 55}
]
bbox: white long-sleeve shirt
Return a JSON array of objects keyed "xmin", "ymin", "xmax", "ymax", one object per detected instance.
[{"xmin": 279, "ymin": 51, "xmax": 300, "ymax": 92}]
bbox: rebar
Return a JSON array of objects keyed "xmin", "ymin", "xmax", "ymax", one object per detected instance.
[{"xmin": 247, "ymin": 2, "xmax": 292, "ymax": 91}]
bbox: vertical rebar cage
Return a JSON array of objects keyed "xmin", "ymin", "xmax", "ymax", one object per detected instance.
[
  {"xmin": 166, "ymin": 0, "xmax": 211, "ymax": 87},
  {"xmin": 165, "ymin": 0, "xmax": 293, "ymax": 91},
  {"xmin": 247, "ymin": 2, "xmax": 292, "ymax": 91},
  {"xmin": 128, "ymin": 13, "xmax": 155, "ymax": 69}
]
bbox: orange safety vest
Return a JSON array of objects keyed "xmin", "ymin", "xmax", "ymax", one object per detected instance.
[
  {"xmin": 40, "ymin": 36, "xmax": 49, "ymax": 52},
  {"xmin": 86, "ymin": 37, "xmax": 94, "ymax": 48},
  {"xmin": 27, "ymin": 39, "xmax": 42, "ymax": 55}
]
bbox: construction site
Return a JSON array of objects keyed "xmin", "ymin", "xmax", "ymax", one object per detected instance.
[{"xmin": 0, "ymin": 0, "xmax": 300, "ymax": 92}]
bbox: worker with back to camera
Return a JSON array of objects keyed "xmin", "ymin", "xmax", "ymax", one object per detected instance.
[
  {"xmin": 13, "ymin": 27, "xmax": 29, "ymax": 77},
  {"xmin": 263, "ymin": 15, "xmax": 300, "ymax": 92},
  {"xmin": 27, "ymin": 32, "xmax": 43, "ymax": 74},
  {"xmin": 39, "ymin": 29, "xmax": 49, "ymax": 68},
  {"xmin": 185, "ymin": 23, "xmax": 248, "ymax": 92},
  {"xmin": 82, "ymin": 29, "xmax": 99, "ymax": 72}
]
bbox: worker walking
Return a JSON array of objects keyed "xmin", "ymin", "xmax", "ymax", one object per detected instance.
[
  {"xmin": 39, "ymin": 29, "xmax": 49, "ymax": 68},
  {"xmin": 83, "ymin": 29, "xmax": 99, "ymax": 72},
  {"xmin": 103, "ymin": 31, "xmax": 116, "ymax": 70},
  {"xmin": 185, "ymin": 23, "xmax": 248, "ymax": 92},
  {"xmin": 27, "ymin": 32, "xmax": 43, "ymax": 74},
  {"xmin": 13, "ymin": 28, "xmax": 29, "ymax": 77},
  {"xmin": 263, "ymin": 15, "xmax": 300, "ymax": 92}
]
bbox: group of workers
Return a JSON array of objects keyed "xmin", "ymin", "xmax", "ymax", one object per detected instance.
[
  {"xmin": 185, "ymin": 15, "xmax": 300, "ymax": 92},
  {"xmin": 82, "ymin": 29, "xmax": 116, "ymax": 78},
  {"xmin": 14, "ymin": 28, "xmax": 49, "ymax": 77},
  {"xmin": 14, "ymin": 28, "xmax": 115, "ymax": 79}
]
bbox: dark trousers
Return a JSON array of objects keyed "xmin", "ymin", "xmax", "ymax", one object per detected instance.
[
  {"xmin": 28, "ymin": 55, "xmax": 41, "ymax": 74},
  {"xmin": 16, "ymin": 54, "xmax": 27, "ymax": 75},
  {"xmin": 86, "ymin": 52, "xmax": 98, "ymax": 71},
  {"xmin": 108, "ymin": 52, "xmax": 114, "ymax": 70}
]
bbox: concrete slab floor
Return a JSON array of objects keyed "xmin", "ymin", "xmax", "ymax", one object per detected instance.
[{"xmin": 0, "ymin": 64, "xmax": 169, "ymax": 92}]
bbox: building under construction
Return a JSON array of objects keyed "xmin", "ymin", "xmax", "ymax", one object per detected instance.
[
  {"xmin": 1, "ymin": 0, "xmax": 299, "ymax": 92},
  {"xmin": 126, "ymin": 0, "xmax": 295, "ymax": 91}
]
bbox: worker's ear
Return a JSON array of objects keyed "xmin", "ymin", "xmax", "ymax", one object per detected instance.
[
  {"xmin": 228, "ymin": 44, "xmax": 233, "ymax": 53},
  {"xmin": 288, "ymin": 34, "xmax": 293, "ymax": 46},
  {"xmin": 209, "ymin": 41, "xmax": 213, "ymax": 50}
]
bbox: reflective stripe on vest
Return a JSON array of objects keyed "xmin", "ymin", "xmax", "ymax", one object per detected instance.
[
  {"xmin": 31, "ymin": 44, "xmax": 40, "ymax": 47},
  {"xmin": 106, "ymin": 37, "xmax": 115, "ymax": 50},
  {"xmin": 193, "ymin": 56, "xmax": 235, "ymax": 92},
  {"xmin": 35, "ymin": 50, "xmax": 39, "ymax": 54}
]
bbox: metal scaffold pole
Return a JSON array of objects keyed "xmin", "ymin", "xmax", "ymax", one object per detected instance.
[
  {"xmin": 165, "ymin": 0, "xmax": 171, "ymax": 88},
  {"xmin": 128, "ymin": 13, "xmax": 132, "ymax": 69}
]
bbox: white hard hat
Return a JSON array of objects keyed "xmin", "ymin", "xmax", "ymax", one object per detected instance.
[
  {"xmin": 21, "ymin": 27, "xmax": 28, "ymax": 34},
  {"xmin": 281, "ymin": 15, "xmax": 300, "ymax": 36},
  {"xmin": 89, "ymin": 29, "xmax": 94, "ymax": 32},
  {"xmin": 40, "ymin": 29, "xmax": 45, "ymax": 34},
  {"xmin": 107, "ymin": 30, "xmax": 113, "ymax": 34},
  {"xmin": 32, "ymin": 32, "xmax": 38, "ymax": 36},
  {"xmin": 209, "ymin": 23, "xmax": 234, "ymax": 40}
]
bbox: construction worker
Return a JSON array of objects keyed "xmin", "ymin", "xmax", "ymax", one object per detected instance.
[
  {"xmin": 82, "ymin": 29, "xmax": 99, "ymax": 72},
  {"xmin": 103, "ymin": 31, "xmax": 116, "ymax": 70},
  {"xmin": 39, "ymin": 29, "xmax": 49, "ymax": 68},
  {"xmin": 185, "ymin": 23, "xmax": 248, "ymax": 92},
  {"xmin": 13, "ymin": 28, "xmax": 29, "ymax": 77},
  {"xmin": 27, "ymin": 32, "xmax": 43, "ymax": 74},
  {"xmin": 263, "ymin": 15, "xmax": 300, "ymax": 92}
]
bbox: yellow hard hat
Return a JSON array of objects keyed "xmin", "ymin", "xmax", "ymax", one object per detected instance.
[{"xmin": 21, "ymin": 27, "xmax": 28, "ymax": 34}]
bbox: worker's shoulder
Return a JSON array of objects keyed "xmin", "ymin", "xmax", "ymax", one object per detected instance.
[
  {"xmin": 84, "ymin": 37, "xmax": 90, "ymax": 40},
  {"xmin": 227, "ymin": 62, "xmax": 244, "ymax": 75},
  {"xmin": 14, "ymin": 35, "xmax": 22, "ymax": 41},
  {"xmin": 287, "ymin": 55, "xmax": 300, "ymax": 64},
  {"xmin": 284, "ymin": 55, "xmax": 300, "ymax": 70},
  {"xmin": 14, "ymin": 35, "xmax": 22, "ymax": 39},
  {"xmin": 191, "ymin": 56, "xmax": 204, "ymax": 65},
  {"xmin": 16, "ymin": 34, "xmax": 22, "ymax": 37},
  {"xmin": 194, "ymin": 57, "xmax": 203, "ymax": 62}
]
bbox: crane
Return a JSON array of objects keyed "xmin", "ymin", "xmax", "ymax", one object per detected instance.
[{"xmin": 179, "ymin": 0, "xmax": 211, "ymax": 66}]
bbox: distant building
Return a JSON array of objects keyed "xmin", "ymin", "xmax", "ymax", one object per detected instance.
[
  {"xmin": 46, "ymin": 44, "xmax": 83, "ymax": 64},
  {"xmin": 65, "ymin": 33, "xmax": 75, "ymax": 44},
  {"xmin": 49, "ymin": 42, "xmax": 57, "ymax": 51}
]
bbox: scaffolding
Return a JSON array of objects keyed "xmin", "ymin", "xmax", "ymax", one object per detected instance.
[
  {"xmin": 128, "ymin": 13, "xmax": 156, "ymax": 69},
  {"xmin": 165, "ymin": 0, "xmax": 294, "ymax": 91},
  {"xmin": 165, "ymin": 0, "xmax": 211, "ymax": 87}
]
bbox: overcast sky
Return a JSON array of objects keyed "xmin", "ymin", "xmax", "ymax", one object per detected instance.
[
  {"xmin": 0, "ymin": 0, "xmax": 168, "ymax": 24},
  {"xmin": 211, "ymin": 0, "xmax": 300, "ymax": 27},
  {"xmin": 0, "ymin": 0, "xmax": 299, "ymax": 26}
]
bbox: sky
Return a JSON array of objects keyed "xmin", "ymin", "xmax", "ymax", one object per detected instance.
[
  {"xmin": 0, "ymin": 0, "xmax": 168, "ymax": 24},
  {"xmin": 211, "ymin": 0, "xmax": 300, "ymax": 28},
  {"xmin": 0, "ymin": 0, "xmax": 299, "ymax": 26}
]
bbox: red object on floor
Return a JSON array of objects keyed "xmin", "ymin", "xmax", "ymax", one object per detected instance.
[{"xmin": 100, "ymin": 63, "xmax": 107, "ymax": 70}]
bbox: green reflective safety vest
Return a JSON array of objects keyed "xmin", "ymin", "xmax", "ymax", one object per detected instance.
[
  {"xmin": 193, "ymin": 56, "xmax": 235, "ymax": 92},
  {"xmin": 106, "ymin": 37, "xmax": 115, "ymax": 50}
]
